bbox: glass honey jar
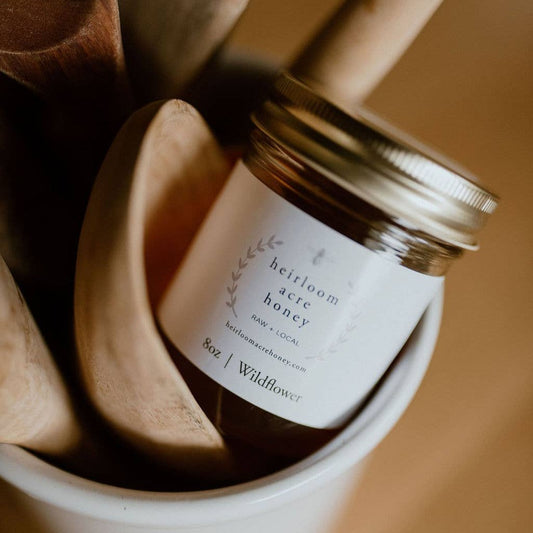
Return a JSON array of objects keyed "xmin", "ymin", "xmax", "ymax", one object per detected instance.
[{"xmin": 158, "ymin": 73, "xmax": 498, "ymax": 458}]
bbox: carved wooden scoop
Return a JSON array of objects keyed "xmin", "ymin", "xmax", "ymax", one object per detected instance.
[{"xmin": 75, "ymin": 100, "xmax": 235, "ymax": 479}]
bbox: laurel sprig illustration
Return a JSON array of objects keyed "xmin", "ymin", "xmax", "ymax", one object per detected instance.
[
  {"xmin": 306, "ymin": 310, "xmax": 362, "ymax": 361},
  {"xmin": 306, "ymin": 281, "xmax": 363, "ymax": 361},
  {"xmin": 226, "ymin": 235, "xmax": 283, "ymax": 318}
]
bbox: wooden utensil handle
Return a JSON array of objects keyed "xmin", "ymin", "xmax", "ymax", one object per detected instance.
[{"xmin": 291, "ymin": 0, "xmax": 443, "ymax": 108}]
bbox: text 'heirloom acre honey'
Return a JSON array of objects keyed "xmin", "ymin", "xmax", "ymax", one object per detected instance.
[{"xmin": 158, "ymin": 74, "xmax": 498, "ymax": 458}]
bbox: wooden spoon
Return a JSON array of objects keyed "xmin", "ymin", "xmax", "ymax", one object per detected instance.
[
  {"xmin": 75, "ymin": 100, "xmax": 234, "ymax": 479},
  {"xmin": 0, "ymin": 255, "xmax": 81, "ymax": 456},
  {"xmin": 119, "ymin": 0, "xmax": 249, "ymax": 101},
  {"xmin": 291, "ymin": 0, "xmax": 444, "ymax": 109}
]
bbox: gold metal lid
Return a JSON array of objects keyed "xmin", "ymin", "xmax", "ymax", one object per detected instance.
[{"xmin": 252, "ymin": 73, "xmax": 499, "ymax": 250}]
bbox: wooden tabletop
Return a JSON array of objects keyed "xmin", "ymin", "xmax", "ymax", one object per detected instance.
[{"xmin": 231, "ymin": 1, "xmax": 533, "ymax": 531}]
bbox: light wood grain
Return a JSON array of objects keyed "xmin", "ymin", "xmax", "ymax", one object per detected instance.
[
  {"xmin": 291, "ymin": 0, "xmax": 443, "ymax": 109},
  {"xmin": 75, "ymin": 100, "xmax": 234, "ymax": 479},
  {"xmin": 0, "ymin": 256, "xmax": 81, "ymax": 456}
]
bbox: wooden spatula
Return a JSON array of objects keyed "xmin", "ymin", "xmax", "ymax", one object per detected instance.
[
  {"xmin": 0, "ymin": 255, "xmax": 81, "ymax": 456},
  {"xmin": 75, "ymin": 100, "xmax": 235, "ymax": 479},
  {"xmin": 291, "ymin": 0, "xmax": 444, "ymax": 109}
]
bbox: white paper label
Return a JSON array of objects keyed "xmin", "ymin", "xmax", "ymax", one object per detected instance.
[{"xmin": 159, "ymin": 162, "xmax": 443, "ymax": 428}]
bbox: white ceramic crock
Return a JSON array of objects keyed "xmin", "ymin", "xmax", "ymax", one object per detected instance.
[{"xmin": 0, "ymin": 289, "xmax": 443, "ymax": 533}]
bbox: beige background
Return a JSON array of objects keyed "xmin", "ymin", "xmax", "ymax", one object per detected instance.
[{"xmin": 229, "ymin": 1, "xmax": 533, "ymax": 531}]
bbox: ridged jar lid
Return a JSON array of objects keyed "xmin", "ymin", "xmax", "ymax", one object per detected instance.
[{"xmin": 252, "ymin": 73, "xmax": 499, "ymax": 250}]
